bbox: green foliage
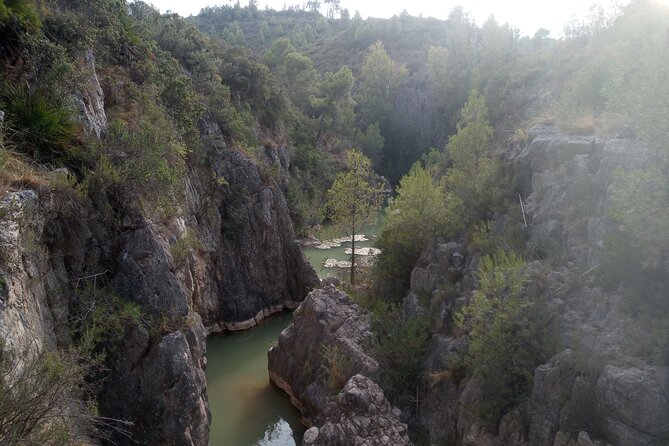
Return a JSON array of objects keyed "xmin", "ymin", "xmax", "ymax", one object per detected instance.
[
  {"xmin": 367, "ymin": 305, "xmax": 430, "ymax": 407},
  {"xmin": 264, "ymin": 37, "xmax": 295, "ymax": 69},
  {"xmin": 0, "ymin": 0, "xmax": 41, "ymax": 31},
  {"xmin": 70, "ymin": 286, "xmax": 144, "ymax": 357},
  {"xmin": 0, "ymin": 346, "xmax": 99, "ymax": 446},
  {"xmin": 320, "ymin": 344, "xmax": 354, "ymax": 390},
  {"xmin": 374, "ymin": 162, "xmax": 461, "ymax": 301},
  {"xmin": 355, "ymin": 122, "xmax": 384, "ymax": 164},
  {"xmin": 0, "ymin": 86, "xmax": 75, "ymax": 163},
  {"xmin": 159, "ymin": 74, "xmax": 204, "ymax": 151},
  {"xmin": 357, "ymin": 41, "xmax": 408, "ymax": 124},
  {"xmin": 442, "ymin": 89, "xmax": 503, "ymax": 223},
  {"xmin": 456, "ymin": 252, "xmax": 551, "ymax": 422},
  {"xmin": 170, "ymin": 230, "xmax": 203, "ymax": 269},
  {"xmin": 327, "ymin": 149, "xmax": 382, "ymax": 283},
  {"xmin": 102, "ymin": 103, "xmax": 187, "ymax": 198},
  {"xmin": 283, "ymin": 51, "xmax": 316, "ymax": 108},
  {"xmin": 311, "ymin": 65, "xmax": 356, "ymax": 139}
]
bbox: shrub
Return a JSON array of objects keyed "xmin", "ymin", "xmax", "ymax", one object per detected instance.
[
  {"xmin": 70, "ymin": 286, "xmax": 144, "ymax": 357},
  {"xmin": 320, "ymin": 344, "xmax": 354, "ymax": 390},
  {"xmin": 0, "ymin": 344, "xmax": 99, "ymax": 446},
  {"xmin": 102, "ymin": 102, "xmax": 187, "ymax": 199},
  {"xmin": 456, "ymin": 252, "xmax": 551, "ymax": 422},
  {"xmin": 170, "ymin": 230, "xmax": 203, "ymax": 269},
  {"xmin": 1, "ymin": 86, "xmax": 76, "ymax": 163},
  {"xmin": 367, "ymin": 305, "xmax": 430, "ymax": 407}
]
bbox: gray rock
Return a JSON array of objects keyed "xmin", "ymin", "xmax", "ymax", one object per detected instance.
[
  {"xmin": 268, "ymin": 287, "xmax": 409, "ymax": 445},
  {"xmin": 595, "ymin": 365, "xmax": 669, "ymax": 446},
  {"xmin": 192, "ymin": 150, "xmax": 319, "ymax": 329},
  {"xmin": 73, "ymin": 49, "xmax": 107, "ymax": 137},
  {"xmin": 529, "ymin": 362, "xmax": 563, "ymax": 446},
  {"xmin": 307, "ymin": 375, "xmax": 412, "ymax": 446},
  {"xmin": 268, "ymin": 286, "xmax": 378, "ymax": 420}
]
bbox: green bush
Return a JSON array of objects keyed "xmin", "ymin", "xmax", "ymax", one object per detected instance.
[
  {"xmin": 374, "ymin": 162, "xmax": 462, "ymax": 302},
  {"xmin": 70, "ymin": 286, "xmax": 144, "ymax": 357},
  {"xmin": 102, "ymin": 102, "xmax": 187, "ymax": 199},
  {"xmin": 0, "ymin": 0, "xmax": 41, "ymax": 31},
  {"xmin": 0, "ymin": 345, "xmax": 98, "ymax": 446},
  {"xmin": 0, "ymin": 86, "xmax": 75, "ymax": 163},
  {"xmin": 367, "ymin": 305, "xmax": 430, "ymax": 407},
  {"xmin": 456, "ymin": 252, "xmax": 551, "ymax": 422},
  {"xmin": 320, "ymin": 344, "xmax": 354, "ymax": 390}
]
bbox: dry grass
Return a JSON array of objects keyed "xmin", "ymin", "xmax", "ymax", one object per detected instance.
[
  {"xmin": 0, "ymin": 149, "xmax": 49, "ymax": 197},
  {"xmin": 530, "ymin": 105, "xmax": 627, "ymax": 138}
]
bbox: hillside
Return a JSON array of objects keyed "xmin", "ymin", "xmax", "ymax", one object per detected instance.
[{"xmin": 0, "ymin": 1, "xmax": 668, "ymax": 445}]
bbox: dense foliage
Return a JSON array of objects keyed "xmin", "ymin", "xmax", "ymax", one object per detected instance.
[{"xmin": 1, "ymin": 0, "xmax": 669, "ymax": 442}]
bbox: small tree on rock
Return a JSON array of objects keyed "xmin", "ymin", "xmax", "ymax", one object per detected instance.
[{"xmin": 327, "ymin": 149, "xmax": 382, "ymax": 284}]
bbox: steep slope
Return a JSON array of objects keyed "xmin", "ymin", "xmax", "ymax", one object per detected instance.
[
  {"xmin": 408, "ymin": 125, "xmax": 668, "ymax": 446},
  {"xmin": 0, "ymin": 49, "xmax": 318, "ymax": 446}
]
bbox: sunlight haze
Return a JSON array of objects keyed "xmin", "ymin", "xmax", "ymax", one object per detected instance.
[{"xmin": 146, "ymin": 0, "xmax": 625, "ymax": 36}]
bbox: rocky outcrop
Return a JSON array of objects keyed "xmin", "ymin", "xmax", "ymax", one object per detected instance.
[
  {"xmin": 408, "ymin": 125, "xmax": 669, "ymax": 446},
  {"xmin": 514, "ymin": 124, "xmax": 651, "ymax": 268},
  {"xmin": 191, "ymin": 147, "xmax": 319, "ymax": 331},
  {"xmin": 0, "ymin": 82, "xmax": 317, "ymax": 445},
  {"xmin": 303, "ymin": 375, "xmax": 411, "ymax": 446},
  {"xmin": 268, "ymin": 286, "xmax": 411, "ymax": 445},
  {"xmin": 74, "ymin": 49, "xmax": 107, "ymax": 138}
]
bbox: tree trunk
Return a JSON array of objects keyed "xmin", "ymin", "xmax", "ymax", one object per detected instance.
[{"xmin": 350, "ymin": 216, "xmax": 355, "ymax": 285}]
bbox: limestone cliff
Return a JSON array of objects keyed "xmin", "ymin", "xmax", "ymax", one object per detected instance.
[
  {"xmin": 0, "ymin": 50, "xmax": 318, "ymax": 445},
  {"xmin": 406, "ymin": 125, "xmax": 669, "ymax": 446},
  {"xmin": 268, "ymin": 286, "xmax": 412, "ymax": 446}
]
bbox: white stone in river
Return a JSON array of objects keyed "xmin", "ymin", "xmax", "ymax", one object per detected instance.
[
  {"xmin": 324, "ymin": 258, "xmax": 353, "ymax": 268},
  {"xmin": 344, "ymin": 247, "xmax": 381, "ymax": 256},
  {"xmin": 316, "ymin": 234, "xmax": 369, "ymax": 249}
]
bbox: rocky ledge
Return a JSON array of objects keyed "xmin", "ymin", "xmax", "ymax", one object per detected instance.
[{"xmin": 268, "ymin": 286, "xmax": 411, "ymax": 445}]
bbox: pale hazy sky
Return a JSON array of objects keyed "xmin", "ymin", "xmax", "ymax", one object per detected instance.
[{"xmin": 146, "ymin": 0, "xmax": 625, "ymax": 36}]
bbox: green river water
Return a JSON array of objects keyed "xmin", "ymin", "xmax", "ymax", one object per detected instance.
[
  {"xmin": 205, "ymin": 221, "xmax": 382, "ymax": 445},
  {"xmin": 205, "ymin": 312, "xmax": 303, "ymax": 446}
]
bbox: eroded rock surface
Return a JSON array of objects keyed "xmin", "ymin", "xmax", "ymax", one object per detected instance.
[
  {"xmin": 303, "ymin": 375, "xmax": 411, "ymax": 446},
  {"xmin": 411, "ymin": 125, "xmax": 669, "ymax": 446},
  {"xmin": 0, "ymin": 94, "xmax": 317, "ymax": 445},
  {"xmin": 268, "ymin": 286, "xmax": 411, "ymax": 445}
]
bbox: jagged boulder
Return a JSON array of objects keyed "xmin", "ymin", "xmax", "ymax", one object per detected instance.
[
  {"xmin": 268, "ymin": 286, "xmax": 411, "ymax": 445},
  {"xmin": 303, "ymin": 375, "xmax": 411, "ymax": 446},
  {"xmin": 595, "ymin": 365, "xmax": 669, "ymax": 445},
  {"xmin": 268, "ymin": 286, "xmax": 378, "ymax": 419}
]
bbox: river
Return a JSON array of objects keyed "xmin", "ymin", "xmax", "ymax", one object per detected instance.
[
  {"xmin": 205, "ymin": 312, "xmax": 304, "ymax": 446},
  {"xmin": 301, "ymin": 220, "xmax": 382, "ymax": 279},
  {"xmin": 205, "ymin": 220, "xmax": 382, "ymax": 445}
]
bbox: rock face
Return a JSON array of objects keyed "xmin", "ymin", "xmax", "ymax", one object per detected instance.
[
  {"xmin": 409, "ymin": 125, "xmax": 669, "ymax": 446},
  {"xmin": 303, "ymin": 375, "xmax": 411, "ymax": 446},
  {"xmin": 0, "ymin": 52, "xmax": 318, "ymax": 444},
  {"xmin": 192, "ymin": 149, "xmax": 319, "ymax": 330},
  {"xmin": 268, "ymin": 286, "xmax": 411, "ymax": 445},
  {"xmin": 74, "ymin": 49, "xmax": 107, "ymax": 137}
]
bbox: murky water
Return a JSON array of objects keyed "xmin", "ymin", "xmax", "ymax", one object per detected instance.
[
  {"xmin": 206, "ymin": 312, "xmax": 304, "ymax": 446},
  {"xmin": 302, "ymin": 219, "xmax": 382, "ymax": 279}
]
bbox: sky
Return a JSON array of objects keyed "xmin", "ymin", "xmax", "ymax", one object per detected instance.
[{"xmin": 146, "ymin": 0, "xmax": 625, "ymax": 36}]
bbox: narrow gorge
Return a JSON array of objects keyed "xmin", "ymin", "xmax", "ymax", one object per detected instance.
[{"xmin": 1, "ymin": 1, "xmax": 668, "ymax": 446}]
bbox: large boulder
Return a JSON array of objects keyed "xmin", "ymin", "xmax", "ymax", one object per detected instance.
[
  {"xmin": 595, "ymin": 365, "xmax": 669, "ymax": 445},
  {"xmin": 268, "ymin": 286, "xmax": 378, "ymax": 420},
  {"xmin": 303, "ymin": 375, "xmax": 411, "ymax": 446},
  {"xmin": 268, "ymin": 286, "xmax": 411, "ymax": 445}
]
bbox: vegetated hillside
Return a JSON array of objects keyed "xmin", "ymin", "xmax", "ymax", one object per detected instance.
[
  {"xmin": 200, "ymin": 1, "xmax": 669, "ymax": 446},
  {"xmin": 0, "ymin": 1, "xmax": 321, "ymax": 444},
  {"xmin": 192, "ymin": 1, "xmax": 652, "ymax": 186},
  {"xmin": 1, "ymin": 0, "xmax": 668, "ymax": 445}
]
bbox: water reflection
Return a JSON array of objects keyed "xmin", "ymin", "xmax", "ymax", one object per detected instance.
[{"xmin": 206, "ymin": 312, "xmax": 303, "ymax": 446}]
